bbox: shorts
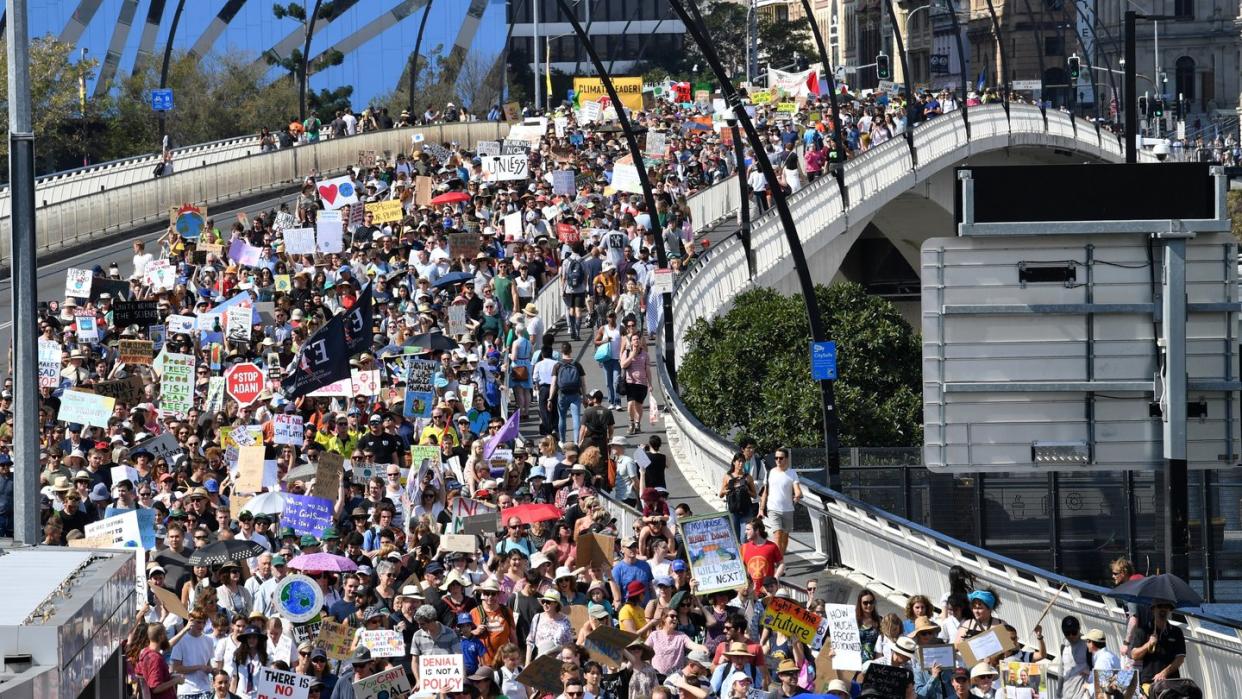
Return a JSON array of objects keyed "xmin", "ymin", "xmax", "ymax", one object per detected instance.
[
  {"xmin": 765, "ymin": 509, "xmax": 795, "ymax": 533},
  {"xmin": 625, "ymin": 382, "xmax": 649, "ymax": 404},
  {"xmin": 564, "ymin": 292, "xmax": 586, "ymax": 309}
]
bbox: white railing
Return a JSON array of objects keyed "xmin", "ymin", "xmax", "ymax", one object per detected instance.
[
  {"xmin": 912, "ymin": 110, "xmax": 970, "ymax": 166},
  {"xmin": 658, "ymin": 101, "xmax": 1242, "ymax": 694},
  {"xmin": 686, "ymin": 174, "xmax": 742, "ymax": 231},
  {"xmin": 0, "ymin": 121, "xmax": 510, "ymax": 266}
]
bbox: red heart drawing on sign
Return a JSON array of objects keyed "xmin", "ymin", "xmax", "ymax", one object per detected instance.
[{"xmin": 318, "ymin": 184, "xmax": 338, "ymax": 205}]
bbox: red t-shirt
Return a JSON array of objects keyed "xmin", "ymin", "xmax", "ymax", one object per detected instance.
[
  {"xmin": 741, "ymin": 540, "xmax": 783, "ymax": 593},
  {"xmin": 137, "ymin": 648, "xmax": 176, "ymax": 699}
]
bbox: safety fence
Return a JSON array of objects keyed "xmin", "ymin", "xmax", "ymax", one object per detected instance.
[{"xmin": 666, "ymin": 103, "xmax": 1242, "ymax": 692}]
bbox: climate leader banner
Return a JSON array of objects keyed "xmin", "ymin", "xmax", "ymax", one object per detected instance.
[{"xmin": 573, "ymin": 76, "xmax": 644, "ymax": 112}]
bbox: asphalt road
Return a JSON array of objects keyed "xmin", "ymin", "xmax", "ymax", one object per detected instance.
[{"xmin": 0, "ymin": 191, "xmax": 299, "ymax": 354}]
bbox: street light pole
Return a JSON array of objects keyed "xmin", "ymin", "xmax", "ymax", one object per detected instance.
[
  {"xmin": 796, "ymin": 0, "xmax": 849, "ymax": 200},
  {"xmin": 553, "ymin": 0, "xmax": 677, "ymax": 387},
  {"xmin": 6, "ymin": 0, "xmax": 39, "ymax": 546},
  {"xmin": 725, "ymin": 116, "xmax": 753, "ymax": 278},
  {"xmin": 881, "ymin": 0, "xmax": 917, "ymax": 158},
  {"xmin": 665, "ymin": 0, "xmax": 843, "ymax": 491},
  {"xmin": 1124, "ymin": 10, "xmax": 1136, "ymax": 162}
]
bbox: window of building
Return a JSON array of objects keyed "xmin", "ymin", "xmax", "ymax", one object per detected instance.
[
  {"xmin": 1044, "ymin": 36, "xmax": 1064, "ymax": 56},
  {"xmin": 1173, "ymin": 0, "xmax": 1193, "ymax": 18},
  {"xmin": 1175, "ymin": 56, "xmax": 1195, "ymax": 100}
]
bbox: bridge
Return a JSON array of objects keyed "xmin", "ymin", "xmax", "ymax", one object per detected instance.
[
  {"xmin": 5, "ymin": 102, "xmax": 1240, "ymax": 696},
  {"xmin": 667, "ymin": 102, "xmax": 1241, "ymax": 693}
]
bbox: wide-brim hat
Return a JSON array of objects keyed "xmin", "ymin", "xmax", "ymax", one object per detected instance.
[
  {"xmin": 723, "ymin": 642, "xmax": 752, "ymax": 659},
  {"xmin": 911, "ymin": 615, "xmax": 941, "ymax": 635},
  {"xmin": 625, "ymin": 638, "xmax": 654, "ymax": 660}
]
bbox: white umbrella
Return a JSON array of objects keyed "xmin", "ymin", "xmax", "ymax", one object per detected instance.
[{"xmin": 241, "ymin": 491, "xmax": 289, "ymax": 515}]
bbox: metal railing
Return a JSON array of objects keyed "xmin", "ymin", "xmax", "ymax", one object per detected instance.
[
  {"xmin": 0, "ymin": 121, "xmax": 510, "ymax": 267},
  {"xmin": 659, "ymin": 103, "xmax": 1242, "ymax": 693}
]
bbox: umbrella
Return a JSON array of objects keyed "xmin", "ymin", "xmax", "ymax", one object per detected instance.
[
  {"xmin": 152, "ymin": 550, "xmax": 190, "ymax": 587},
  {"xmin": 284, "ymin": 462, "xmax": 319, "ymax": 484},
  {"xmin": 241, "ymin": 491, "xmax": 289, "ymax": 516},
  {"xmin": 1111, "ymin": 573, "xmax": 1203, "ymax": 608},
  {"xmin": 430, "ymin": 191, "xmax": 471, "ymax": 205},
  {"xmin": 501, "ymin": 503, "xmax": 561, "ymax": 523},
  {"xmin": 187, "ymin": 539, "xmax": 267, "ymax": 567},
  {"xmin": 403, "ymin": 332, "xmax": 459, "ymax": 353},
  {"xmin": 432, "ymin": 271, "xmax": 474, "ymax": 289},
  {"xmin": 287, "ymin": 552, "xmax": 358, "ymax": 573}
]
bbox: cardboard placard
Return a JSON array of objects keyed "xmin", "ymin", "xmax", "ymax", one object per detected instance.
[
  {"xmin": 230, "ymin": 494, "xmax": 253, "ymax": 520},
  {"xmin": 415, "ymin": 176, "xmax": 433, "ymax": 206},
  {"xmin": 256, "ymin": 668, "xmax": 314, "ymax": 699},
  {"xmin": 760, "ymin": 596, "xmax": 824, "ymax": 646},
  {"xmin": 460, "ymin": 513, "xmax": 499, "ymax": 537},
  {"xmin": 813, "ymin": 643, "xmax": 837, "ymax": 692},
  {"xmin": 515, "ymin": 652, "xmax": 563, "ymax": 693},
  {"xmin": 353, "ymin": 665, "xmax": 410, "ymax": 699},
  {"xmin": 235, "ymin": 446, "xmax": 267, "ymax": 493},
  {"xmin": 357, "ymin": 629, "xmax": 407, "ymax": 658},
  {"xmin": 583, "ymin": 626, "xmax": 638, "ymax": 668},
  {"xmin": 91, "ymin": 375, "xmax": 145, "ymax": 406},
  {"xmin": 438, "ymin": 533, "xmax": 477, "ymax": 556},
  {"xmin": 448, "ymin": 232, "xmax": 482, "ymax": 260},
  {"xmin": 575, "ymin": 532, "xmax": 615, "ymax": 568},
  {"xmin": 317, "ymin": 618, "xmax": 355, "ymax": 661},
  {"xmin": 567, "ymin": 604, "xmax": 589, "ymax": 631},
  {"xmin": 310, "ymin": 452, "xmax": 344, "ymax": 500},
  {"xmin": 152, "ymin": 585, "xmax": 190, "ymax": 619},
  {"xmin": 118, "ymin": 339, "xmax": 154, "ymax": 365},
  {"xmin": 956, "ymin": 627, "xmax": 1017, "ymax": 667}
]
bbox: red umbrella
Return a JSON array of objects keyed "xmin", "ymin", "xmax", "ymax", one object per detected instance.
[
  {"xmin": 501, "ymin": 503, "xmax": 562, "ymax": 523},
  {"xmin": 430, "ymin": 191, "xmax": 471, "ymax": 205}
]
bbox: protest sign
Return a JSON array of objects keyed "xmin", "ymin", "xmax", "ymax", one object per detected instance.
[
  {"xmin": 583, "ymin": 626, "xmax": 638, "ymax": 668},
  {"xmin": 477, "ymin": 140, "xmax": 500, "ymax": 157},
  {"xmin": 515, "ymin": 653, "xmax": 563, "ymax": 693},
  {"xmin": 149, "ymin": 324, "xmax": 167, "ymax": 352},
  {"xmin": 450, "ymin": 497, "xmax": 495, "ymax": 534},
  {"xmin": 919, "ymin": 644, "xmax": 955, "ymax": 670},
  {"xmin": 114, "ymin": 300, "xmax": 162, "ymax": 328},
  {"xmin": 610, "ymin": 163, "xmax": 643, "ymax": 194},
  {"xmin": 760, "ymin": 597, "xmax": 823, "ymax": 646},
  {"xmin": 38, "ymin": 340, "xmax": 61, "ymax": 389},
  {"xmin": 504, "ymin": 210, "xmax": 523, "ymax": 240},
  {"xmin": 160, "ymin": 352, "xmax": 195, "ymax": 416},
  {"xmin": 415, "ymin": 175, "xmax": 433, "ymax": 206},
  {"xmin": 229, "ymin": 239, "xmax": 262, "ymax": 268},
  {"xmin": 274, "ymin": 275, "xmax": 291, "ymax": 292},
  {"xmin": 652, "ymin": 268, "xmax": 674, "ymax": 295},
  {"xmin": 118, "ymin": 339, "xmax": 154, "ymax": 365},
  {"xmin": 235, "ymin": 446, "xmax": 267, "ymax": 492},
  {"xmin": 151, "ymin": 585, "xmax": 191, "ymax": 619},
  {"xmin": 316, "ymin": 210, "xmax": 344, "ymax": 253},
  {"xmin": 575, "ymin": 532, "xmax": 616, "ymax": 568},
  {"xmin": 283, "ymin": 227, "xmax": 317, "ymax": 255},
  {"xmin": 65, "ymin": 268, "xmax": 93, "ymax": 297},
  {"xmin": 418, "ymin": 653, "xmax": 464, "ymax": 692},
  {"xmin": 353, "ymin": 665, "xmax": 410, "ymax": 699},
  {"xmin": 448, "ymin": 302, "xmax": 468, "ymax": 337},
  {"xmin": 358, "ymin": 150, "xmax": 377, "ymax": 168},
  {"xmin": 310, "ymin": 452, "xmax": 344, "ymax": 499},
  {"xmin": 85, "ymin": 509, "xmax": 142, "ymax": 548},
  {"xmin": 317, "ymin": 618, "xmax": 355, "ymax": 660},
  {"xmin": 482, "ymin": 153, "xmax": 530, "ymax": 181},
  {"xmin": 677, "ymin": 513, "xmax": 746, "ymax": 594},
  {"xmin": 58, "ymin": 389, "xmax": 115, "ymax": 427},
  {"xmin": 227, "ymin": 303, "xmax": 252, "ymax": 344},
  {"xmin": 424, "ymin": 142, "xmax": 453, "ymax": 162},
  {"xmin": 317, "ymin": 175, "xmax": 359, "ymax": 210},
  {"xmin": 274, "ymin": 575, "xmax": 324, "ymax": 625},
  {"xmin": 291, "ymin": 614, "xmax": 323, "ymax": 647},
  {"xmin": 357, "ymin": 629, "xmax": 407, "ymax": 658},
  {"xmin": 365, "ymin": 200, "xmax": 404, "ymax": 223},
  {"xmin": 110, "ymin": 465, "xmax": 140, "ymax": 487},
  {"xmin": 134, "ymin": 432, "xmax": 185, "ymax": 464},
  {"xmin": 438, "ymin": 534, "xmax": 477, "ymax": 556},
  {"xmin": 552, "ymin": 169, "xmax": 576, "ymax": 195},
  {"xmin": 461, "ymin": 513, "xmax": 499, "ymax": 537},
  {"xmin": 255, "ymin": 668, "xmax": 313, "ymax": 699},
  {"xmin": 448, "ymin": 232, "xmax": 482, "ymax": 260},
  {"xmin": 273, "ymin": 414, "xmax": 304, "ymax": 445},
  {"xmin": 93, "ymin": 375, "xmax": 145, "ymax": 406},
  {"xmin": 1003, "ymin": 661, "xmax": 1047, "ymax": 697},
  {"xmin": 862, "ymin": 663, "xmax": 913, "ymax": 697},
  {"xmin": 503, "ymin": 102, "xmax": 521, "ymax": 121},
  {"xmin": 283, "ymin": 495, "xmax": 335, "ymax": 537},
  {"xmin": 824, "ymin": 604, "xmax": 863, "ymax": 671},
  {"xmin": 75, "ymin": 315, "xmax": 99, "ymax": 342},
  {"xmin": 957, "ymin": 626, "xmax": 1016, "ymax": 667}
]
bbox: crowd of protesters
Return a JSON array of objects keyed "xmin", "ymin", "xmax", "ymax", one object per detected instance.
[{"xmin": 1, "ymin": 73, "xmax": 1201, "ymax": 699}]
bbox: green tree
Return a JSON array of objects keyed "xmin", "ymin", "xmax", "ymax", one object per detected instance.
[
  {"xmin": 0, "ymin": 36, "xmax": 100, "ymax": 173},
  {"xmin": 678, "ymin": 282, "xmax": 922, "ymax": 453},
  {"xmin": 265, "ymin": 1, "xmax": 347, "ymax": 119},
  {"xmin": 641, "ymin": 0, "xmax": 815, "ymax": 81}
]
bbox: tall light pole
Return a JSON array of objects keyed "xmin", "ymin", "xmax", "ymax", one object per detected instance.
[
  {"xmin": 6, "ymin": 0, "xmax": 39, "ymax": 545},
  {"xmin": 532, "ymin": 0, "xmax": 542, "ymax": 110},
  {"xmin": 796, "ymin": 0, "xmax": 849, "ymax": 198},
  {"xmin": 407, "ymin": 0, "xmax": 434, "ymax": 116},
  {"xmin": 665, "ymin": 0, "xmax": 843, "ymax": 491},
  {"xmin": 553, "ymin": 0, "xmax": 677, "ymax": 386},
  {"xmin": 881, "ymin": 0, "xmax": 917, "ymax": 157}
]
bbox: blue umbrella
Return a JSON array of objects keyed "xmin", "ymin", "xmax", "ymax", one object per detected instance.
[{"xmin": 432, "ymin": 272, "xmax": 474, "ymax": 289}]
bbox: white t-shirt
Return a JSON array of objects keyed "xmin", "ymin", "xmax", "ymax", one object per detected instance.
[
  {"xmin": 765, "ymin": 467, "xmax": 800, "ymax": 512},
  {"xmin": 132, "ymin": 252, "xmax": 154, "ymax": 277},
  {"xmin": 603, "ymin": 231, "xmax": 629, "ymax": 267},
  {"xmin": 169, "ymin": 631, "xmax": 216, "ymax": 695}
]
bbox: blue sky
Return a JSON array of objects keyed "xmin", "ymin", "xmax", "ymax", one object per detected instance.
[{"xmin": 29, "ymin": 0, "xmax": 507, "ymax": 107}]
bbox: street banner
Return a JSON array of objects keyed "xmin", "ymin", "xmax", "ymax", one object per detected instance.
[
  {"xmin": 418, "ymin": 653, "xmax": 464, "ymax": 692},
  {"xmin": 760, "ymin": 596, "xmax": 823, "ymax": 646},
  {"xmin": 58, "ymin": 389, "xmax": 116, "ymax": 427},
  {"xmin": 677, "ymin": 513, "xmax": 747, "ymax": 594},
  {"xmin": 353, "ymin": 665, "xmax": 411, "ymax": 699},
  {"xmin": 824, "ymin": 603, "xmax": 864, "ymax": 671}
]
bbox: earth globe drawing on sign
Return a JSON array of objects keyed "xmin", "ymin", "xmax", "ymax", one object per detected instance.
[
  {"xmin": 279, "ymin": 577, "xmax": 319, "ymax": 619},
  {"xmin": 173, "ymin": 204, "xmax": 205, "ymax": 239}
]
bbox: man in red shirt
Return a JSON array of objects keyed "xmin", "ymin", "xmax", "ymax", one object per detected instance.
[{"xmin": 740, "ymin": 519, "xmax": 782, "ymax": 594}]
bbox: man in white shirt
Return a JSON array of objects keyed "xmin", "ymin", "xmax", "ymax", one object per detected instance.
[
  {"xmin": 533, "ymin": 349, "xmax": 560, "ymax": 437},
  {"xmin": 342, "ymin": 110, "xmax": 357, "ymax": 135},
  {"xmin": 1085, "ymin": 628, "xmax": 1121, "ymax": 670},
  {"xmin": 746, "ymin": 168, "xmax": 770, "ymax": 214},
  {"xmin": 244, "ymin": 551, "xmax": 273, "ymax": 599},
  {"xmin": 132, "ymin": 240, "xmax": 154, "ymax": 279},
  {"xmin": 757, "ymin": 446, "xmax": 802, "ymax": 555},
  {"xmin": 170, "ymin": 610, "xmax": 215, "ymax": 698}
]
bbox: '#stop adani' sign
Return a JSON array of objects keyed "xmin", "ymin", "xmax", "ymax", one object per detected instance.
[{"xmin": 225, "ymin": 362, "xmax": 265, "ymax": 407}]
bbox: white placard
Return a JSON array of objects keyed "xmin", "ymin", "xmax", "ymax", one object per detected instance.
[
  {"xmin": 273, "ymin": 414, "xmax": 305, "ymax": 445},
  {"xmin": 167, "ymin": 314, "xmax": 196, "ymax": 335},
  {"xmin": 651, "ymin": 268, "xmax": 673, "ymax": 295},
  {"xmin": 357, "ymin": 629, "xmax": 407, "ymax": 658},
  {"xmin": 418, "ymin": 653, "xmax": 464, "ymax": 693},
  {"xmin": 482, "ymin": 154, "xmax": 530, "ymax": 182},
  {"xmin": 316, "ymin": 174, "xmax": 359, "ymax": 210},
  {"xmin": 824, "ymin": 604, "xmax": 863, "ymax": 671},
  {"xmin": 76, "ymin": 315, "xmax": 99, "ymax": 342},
  {"xmin": 504, "ymin": 211, "xmax": 523, "ymax": 240},
  {"xmin": 580, "ymin": 101, "xmax": 602, "ymax": 123},
  {"xmin": 85, "ymin": 509, "xmax": 142, "ymax": 548},
  {"xmin": 256, "ymin": 667, "xmax": 313, "ymax": 699},
  {"xmin": 65, "ymin": 268, "xmax": 93, "ymax": 298},
  {"xmin": 477, "ymin": 140, "xmax": 500, "ymax": 157},
  {"xmin": 58, "ymin": 389, "xmax": 116, "ymax": 427},
  {"xmin": 316, "ymin": 211, "xmax": 343, "ymax": 253},
  {"xmin": 284, "ymin": 227, "xmax": 318, "ymax": 255},
  {"xmin": 610, "ymin": 163, "xmax": 644, "ymax": 194},
  {"xmin": 38, "ymin": 340, "xmax": 62, "ymax": 389}
]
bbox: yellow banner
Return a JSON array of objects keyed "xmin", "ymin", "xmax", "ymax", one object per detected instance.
[
  {"xmin": 365, "ymin": 200, "xmax": 404, "ymax": 224},
  {"xmin": 776, "ymin": 102, "xmax": 798, "ymax": 113},
  {"xmin": 573, "ymin": 76, "xmax": 644, "ymax": 112},
  {"xmin": 750, "ymin": 91, "xmax": 773, "ymax": 105},
  {"xmin": 760, "ymin": 597, "xmax": 824, "ymax": 646}
]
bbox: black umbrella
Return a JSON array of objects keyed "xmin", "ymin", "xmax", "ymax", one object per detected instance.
[
  {"xmin": 152, "ymin": 550, "xmax": 190, "ymax": 588},
  {"xmin": 403, "ymin": 332, "xmax": 459, "ymax": 352},
  {"xmin": 432, "ymin": 271, "xmax": 474, "ymax": 289},
  {"xmin": 1110, "ymin": 573, "xmax": 1203, "ymax": 608},
  {"xmin": 186, "ymin": 539, "xmax": 267, "ymax": 567}
]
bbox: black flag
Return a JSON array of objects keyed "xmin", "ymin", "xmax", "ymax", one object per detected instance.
[
  {"xmin": 281, "ymin": 314, "xmax": 350, "ymax": 399},
  {"xmin": 343, "ymin": 283, "xmax": 374, "ymax": 356}
]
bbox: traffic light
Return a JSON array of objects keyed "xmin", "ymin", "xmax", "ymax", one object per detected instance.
[
  {"xmin": 1153, "ymin": 99, "xmax": 1164, "ymax": 118},
  {"xmin": 1171, "ymin": 98, "xmax": 1182, "ymax": 119},
  {"xmin": 1068, "ymin": 54, "xmax": 1080, "ymax": 80},
  {"xmin": 876, "ymin": 53, "xmax": 891, "ymax": 80},
  {"xmin": 1138, "ymin": 95, "xmax": 1148, "ymax": 116}
]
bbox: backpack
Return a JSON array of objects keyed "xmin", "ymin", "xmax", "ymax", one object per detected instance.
[
  {"xmin": 556, "ymin": 362, "xmax": 582, "ymax": 394},
  {"xmin": 566, "ymin": 257, "xmax": 585, "ymax": 288},
  {"xmin": 726, "ymin": 475, "xmax": 750, "ymax": 514}
]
